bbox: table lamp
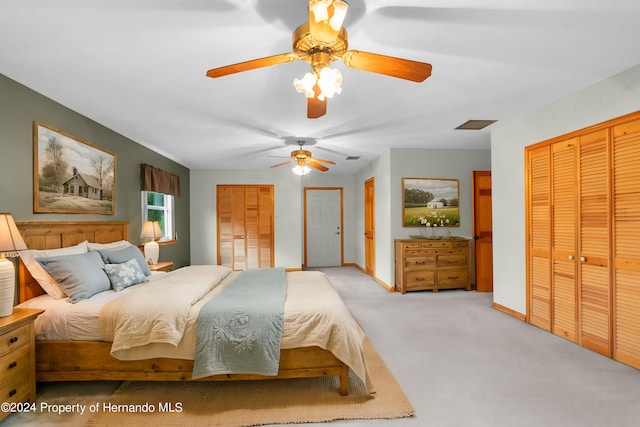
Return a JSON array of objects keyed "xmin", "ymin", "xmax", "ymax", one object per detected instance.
[
  {"xmin": 141, "ymin": 220, "xmax": 162, "ymax": 265},
  {"xmin": 0, "ymin": 213, "xmax": 28, "ymax": 317}
]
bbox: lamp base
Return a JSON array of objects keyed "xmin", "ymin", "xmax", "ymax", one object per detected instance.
[
  {"xmin": 144, "ymin": 241, "xmax": 160, "ymax": 265},
  {"xmin": 0, "ymin": 258, "xmax": 15, "ymax": 317}
]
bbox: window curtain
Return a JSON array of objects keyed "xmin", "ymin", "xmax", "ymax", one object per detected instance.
[{"xmin": 140, "ymin": 164, "xmax": 180, "ymax": 197}]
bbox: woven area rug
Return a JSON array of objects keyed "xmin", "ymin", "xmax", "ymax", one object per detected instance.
[{"xmin": 86, "ymin": 338, "xmax": 414, "ymax": 426}]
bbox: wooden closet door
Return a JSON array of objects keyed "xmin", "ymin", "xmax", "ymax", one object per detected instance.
[
  {"xmin": 551, "ymin": 139, "xmax": 578, "ymax": 342},
  {"xmin": 217, "ymin": 185, "xmax": 273, "ymax": 270},
  {"xmin": 217, "ymin": 186, "xmax": 234, "ymax": 267},
  {"xmin": 577, "ymin": 130, "xmax": 611, "ymax": 356},
  {"xmin": 244, "ymin": 186, "xmax": 274, "ymax": 269},
  {"xmin": 612, "ymin": 119, "xmax": 640, "ymax": 368},
  {"xmin": 527, "ymin": 146, "xmax": 552, "ymax": 331}
]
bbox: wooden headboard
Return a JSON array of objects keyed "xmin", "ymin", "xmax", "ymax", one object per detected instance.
[{"xmin": 15, "ymin": 221, "xmax": 128, "ymax": 303}]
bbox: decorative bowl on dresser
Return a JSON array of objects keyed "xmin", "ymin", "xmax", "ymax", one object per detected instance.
[{"xmin": 394, "ymin": 238, "xmax": 471, "ymax": 293}]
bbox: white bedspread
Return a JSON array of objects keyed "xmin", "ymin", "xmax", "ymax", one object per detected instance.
[
  {"xmin": 19, "ymin": 266, "xmax": 375, "ymax": 393},
  {"xmin": 99, "ymin": 265, "xmax": 232, "ymax": 354}
]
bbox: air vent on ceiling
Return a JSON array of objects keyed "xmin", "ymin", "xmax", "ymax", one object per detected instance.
[
  {"xmin": 455, "ymin": 120, "xmax": 497, "ymax": 130},
  {"xmin": 345, "ymin": 156, "xmax": 360, "ymax": 160}
]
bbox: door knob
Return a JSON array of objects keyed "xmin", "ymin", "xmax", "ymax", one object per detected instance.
[
  {"xmin": 568, "ymin": 255, "xmax": 574, "ymax": 260},
  {"xmin": 579, "ymin": 256, "xmax": 587, "ymax": 262}
]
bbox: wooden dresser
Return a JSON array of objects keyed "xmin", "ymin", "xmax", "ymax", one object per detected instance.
[
  {"xmin": 394, "ymin": 239, "xmax": 471, "ymax": 293},
  {"xmin": 0, "ymin": 308, "xmax": 42, "ymax": 421}
]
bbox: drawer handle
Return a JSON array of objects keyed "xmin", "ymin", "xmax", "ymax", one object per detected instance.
[
  {"xmin": 8, "ymin": 361, "xmax": 17, "ymax": 369},
  {"xmin": 8, "ymin": 389, "xmax": 17, "ymax": 397},
  {"xmin": 415, "ymin": 261, "xmax": 425, "ymax": 264},
  {"xmin": 448, "ymin": 276, "xmax": 459, "ymax": 280},
  {"xmin": 9, "ymin": 337, "xmax": 19, "ymax": 344},
  {"xmin": 416, "ymin": 277, "xmax": 425, "ymax": 281}
]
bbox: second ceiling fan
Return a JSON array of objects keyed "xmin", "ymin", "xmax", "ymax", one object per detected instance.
[
  {"xmin": 206, "ymin": 0, "xmax": 432, "ymax": 119},
  {"xmin": 271, "ymin": 141, "xmax": 335, "ymax": 175}
]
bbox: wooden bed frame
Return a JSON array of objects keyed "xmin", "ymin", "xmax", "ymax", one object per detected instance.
[{"xmin": 16, "ymin": 221, "xmax": 350, "ymax": 395}]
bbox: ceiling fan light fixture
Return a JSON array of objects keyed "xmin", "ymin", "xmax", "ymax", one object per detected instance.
[
  {"xmin": 292, "ymin": 164, "xmax": 311, "ymax": 175},
  {"xmin": 309, "ymin": 0, "xmax": 348, "ymax": 43},
  {"xmin": 317, "ymin": 67, "xmax": 342, "ymax": 100},
  {"xmin": 293, "ymin": 72, "xmax": 317, "ymax": 98},
  {"xmin": 329, "ymin": 1, "xmax": 348, "ymax": 31},
  {"xmin": 293, "ymin": 66, "xmax": 342, "ymax": 101}
]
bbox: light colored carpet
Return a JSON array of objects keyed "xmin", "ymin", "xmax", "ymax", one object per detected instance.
[{"xmin": 85, "ymin": 338, "xmax": 414, "ymax": 427}]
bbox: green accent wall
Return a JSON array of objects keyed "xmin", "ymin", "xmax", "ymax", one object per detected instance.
[{"xmin": 0, "ymin": 73, "xmax": 190, "ymax": 267}]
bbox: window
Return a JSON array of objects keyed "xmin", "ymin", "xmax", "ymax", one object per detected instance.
[{"xmin": 142, "ymin": 191, "xmax": 175, "ymax": 241}]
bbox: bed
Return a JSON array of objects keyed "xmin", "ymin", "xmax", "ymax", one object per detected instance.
[{"xmin": 15, "ymin": 221, "xmax": 373, "ymax": 396}]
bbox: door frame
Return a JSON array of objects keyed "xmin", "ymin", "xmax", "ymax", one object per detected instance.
[{"xmin": 303, "ymin": 187, "xmax": 344, "ymax": 268}]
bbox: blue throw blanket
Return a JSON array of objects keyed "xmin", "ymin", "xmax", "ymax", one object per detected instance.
[{"xmin": 192, "ymin": 267, "xmax": 287, "ymax": 379}]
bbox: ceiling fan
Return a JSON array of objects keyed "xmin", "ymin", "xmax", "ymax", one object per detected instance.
[
  {"xmin": 271, "ymin": 141, "xmax": 335, "ymax": 175},
  {"xmin": 206, "ymin": 0, "xmax": 432, "ymax": 119}
]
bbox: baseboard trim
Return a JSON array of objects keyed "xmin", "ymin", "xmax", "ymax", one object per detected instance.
[
  {"xmin": 343, "ymin": 263, "xmax": 395, "ymax": 292},
  {"xmin": 492, "ymin": 302, "xmax": 526, "ymax": 322}
]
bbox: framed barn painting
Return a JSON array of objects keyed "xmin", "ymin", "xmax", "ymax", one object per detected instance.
[
  {"xmin": 402, "ymin": 178, "xmax": 460, "ymax": 227},
  {"xmin": 33, "ymin": 121, "xmax": 116, "ymax": 214}
]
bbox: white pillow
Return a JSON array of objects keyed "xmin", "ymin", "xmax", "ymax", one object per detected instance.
[
  {"xmin": 19, "ymin": 241, "xmax": 89, "ymax": 299},
  {"xmin": 87, "ymin": 240, "xmax": 132, "ymax": 251}
]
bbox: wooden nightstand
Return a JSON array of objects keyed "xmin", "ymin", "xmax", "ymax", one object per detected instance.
[
  {"xmin": 0, "ymin": 308, "xmax": 43, "ymax": 421},
  {"xmin": 149, "ymin": 261, "xmax": 173, "ymax": 272}
]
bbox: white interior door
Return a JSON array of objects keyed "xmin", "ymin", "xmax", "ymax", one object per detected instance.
[{"xmin": 306, "ymin": 189, "xmax": 342, "ymax": 267}]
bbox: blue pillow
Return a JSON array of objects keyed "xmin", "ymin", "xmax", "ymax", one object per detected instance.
[
  {"xmin": 104, "ymin": 258, "xmax": 148, "ymax": 292},
  {"xmin": 96, "ymin": 245, "xmax": 151, "ymax": 276},
  {"xmin": 36, "ymin": 251, "xmax": 110, "ymax": 303}
]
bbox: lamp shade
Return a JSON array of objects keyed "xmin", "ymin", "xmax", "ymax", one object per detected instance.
[
  {"xmin": 0, "ymin": 213, "xmax": 27, "ymax": 252},
  {"xmin": 141, "ymin": 221, "xmax": 162, "ymax": 240}
]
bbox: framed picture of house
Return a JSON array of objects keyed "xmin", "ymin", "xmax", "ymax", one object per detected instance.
[
  {"xmin": 33, "ymin": 121, "xmax": 116, "ymax": 214},
  {"xmin": 402, "ymin": 178, "xmax": 460, "ymax": 227}
]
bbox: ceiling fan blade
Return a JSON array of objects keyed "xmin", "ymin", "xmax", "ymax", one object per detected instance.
[
  {"xmin": 309, "ymin": 157, "xmax": 336, "ymax": 165},
  {"xmin": 307, "ymin": 161, "xmax": 329, "ymax": 172},
  {"xmin": 270, "ymin": 159, "xmax": 294, "ymax": 168},
  {"xmin": 206, "ymin": 53, "xmax": 298, "ymax": 78},
  {"xmin": 307, "ymin": 85, "xmax": 327, "ymax": 118},
  {"xmin": 342, "ymin": 50, "xmax": 432, "ymax": 82}
]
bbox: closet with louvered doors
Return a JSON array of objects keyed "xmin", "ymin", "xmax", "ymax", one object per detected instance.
[
  {"xmin": 526, "ymin": 145, "xmax": 552, "ymax": 332},
  {"xmin": 612, "ymin": 119, "xmax": 640, "ymax": 369},
  {"xmin": 216, "ymin": 185, "xmax": 274, "ymax": 271},
  {"xmin": 527, "ymin": 111, "xmax": 640, "ymax": 367}
]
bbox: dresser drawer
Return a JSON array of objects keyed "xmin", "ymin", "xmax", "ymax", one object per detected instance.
[
  {"xmin": 437, "ymin": 269, "xmax": 469, "ymax": 287},
  {"xmin": 0, "ymin": 364, "xmax": 32, "ymax": 406},
  {"xmin": 406, "ymin": 270, "xmax": 435, "ymax": 288},
  {"xmin": 0, "ymin": 323, "xmax": 31, "ymax": 358},
  {"xmin": 437, "ymin": 255, "xmax": 467, "ymax": 267},
  {"xmin": 403, "ymin": 242, "xmax": 423, "ymax": 250},
  {"xmin": 404, "ymin": 256, "xmax": 436, "ymax": 270},
  {"xmin": 0, "ymin": 345, "xmax": 31, "ymax": 385}
]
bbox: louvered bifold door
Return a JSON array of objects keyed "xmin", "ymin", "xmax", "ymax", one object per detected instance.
[
  {"xmin": 552, "ymin": 140, "xmax": 578, "ymax": 342},
  {"xmin": 578, "ymin": 130, "xmax": 611, "ymax": 356},
  {"xmin": 612, "ymin": 119, "xmax": 640, "ymax": 368},
  {"xmin": 528, "ymin": 146, "xmax": 552, "ymax": 331}
]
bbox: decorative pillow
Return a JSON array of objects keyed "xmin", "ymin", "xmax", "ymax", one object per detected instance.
[
  {"xmin": 36, "ymin": 251, "xmax": 110, "ymax": 303},
  {"xmin": 87, "ymin": 240, "xmax": 132, "ymax": 251},
  {"xmin": 104, "ymin": 258, "xmax": 148, "ymax": 292},
  {"xmin": 19, "ymin": 241, "xmax": 89, "ymax": 299},
  {"xmin": 96, "ymin": 246, "xmax": 151, "ymax": 276}
]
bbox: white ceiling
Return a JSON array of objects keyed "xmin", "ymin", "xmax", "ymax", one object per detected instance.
[{"xmin": 2, "ymin": 0, "xmax": 640, "ymax": 174}]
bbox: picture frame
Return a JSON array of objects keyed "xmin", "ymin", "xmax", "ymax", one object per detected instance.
[
  {"xmin": 33, "ymin": 121, "xmax": 116, "ymax": 214},
  {"xmin": 402, "ymin": 178, "xmax": 460, "ymax": 227}
]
